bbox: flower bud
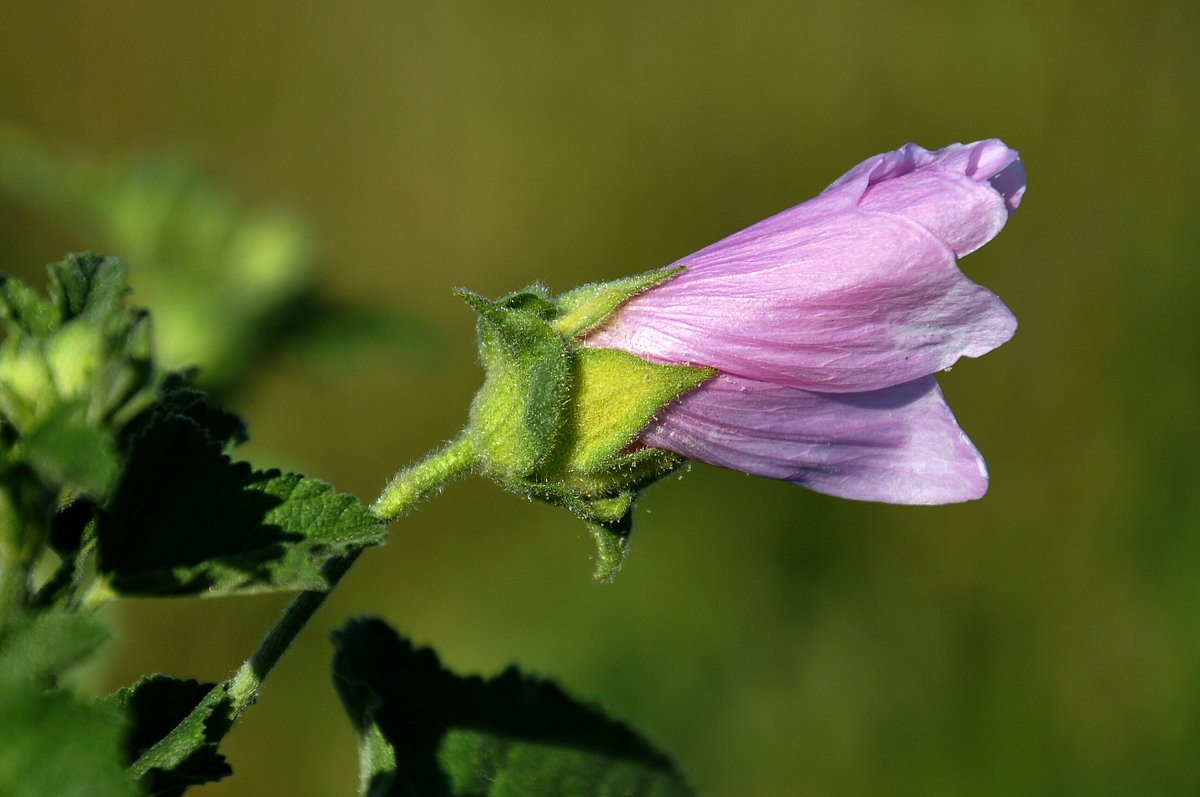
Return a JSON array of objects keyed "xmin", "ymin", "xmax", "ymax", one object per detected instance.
[{"xmin": 461, "ymin": 273, "xmax": 713, "ymax": 580}]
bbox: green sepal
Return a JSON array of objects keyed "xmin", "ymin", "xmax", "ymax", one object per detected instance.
[
  {"xmin": 461, "ymin": 289, "xmax": 571, "ymax": 481},
  {"xmin": 551, "ymin": 266, "xmax": 682, "ymax": 337},
  {"xmin": 0, "ymin": 337, "xmax": 54, "ymax": 433},
  {"xmin": 518, "ymin": 449, "xmax": 683, "ymax": 581},
  {"xmin": 587, "ymin": 521, "xmax": 631, "ymax": 584},
  {"xmin": 551, "ymin": 347, "xmax": 713, "ymax": 474},
  {"xmin": 458, "ymin": 270, "xmax": 714, "ymax": 579}
]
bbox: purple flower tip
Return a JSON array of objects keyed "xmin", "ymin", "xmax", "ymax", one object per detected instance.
[{"xmin": 586, "ymin": 140, "xmax": 1024, "ymax": 504}]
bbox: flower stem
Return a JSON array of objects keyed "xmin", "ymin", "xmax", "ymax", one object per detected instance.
[
  {"xmin": 129, "ymin": 435, "xmax": 476, "ymax": 779},
  {"xmin": 223, "ymin": 551, "xmax": 361, "ymax": 714},
  {"xmin": 371, "ymin": 435, "xmax": 476, "ymax": 521}
]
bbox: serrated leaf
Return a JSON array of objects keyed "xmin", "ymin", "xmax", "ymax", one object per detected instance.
[
  {"xmin": 149, "ymin": 374, "xmax": 248, "ymax": 449},
  {"xmin": 110, "ymin": 675, "xmax": 233, "ymax": 796},
  {"xmin": 331, "ymin": 618, "xmax": 695, "ymax": 797},
  {"xmin": 96, "ymin": 389, "xmax": 384, "ymax": 596}
]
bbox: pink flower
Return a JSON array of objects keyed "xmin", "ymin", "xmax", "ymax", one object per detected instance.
[{"xmin": 585, "ymin": 140, "xmax": 1025, "ymax": 504}]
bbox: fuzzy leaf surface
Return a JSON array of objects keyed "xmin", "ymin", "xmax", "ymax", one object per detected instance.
[{"xmin": 96, "ymin": 386, "xmax": 384, "ymax": 596}]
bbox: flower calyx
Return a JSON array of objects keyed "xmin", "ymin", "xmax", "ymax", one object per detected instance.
[{"xmin": 460, "ymin": 268, "xmax": 713, "ymax": 581}]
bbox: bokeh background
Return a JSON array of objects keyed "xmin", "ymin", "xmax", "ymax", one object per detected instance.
[{"xmin": 2, "ymin": 2, "xmax": 1198, "ymax": 795}]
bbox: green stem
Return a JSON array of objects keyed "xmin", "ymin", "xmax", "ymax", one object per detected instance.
[
  {"xmin": 371, "ymin": 435, "xmax": 476, "ymax": 521},
  {"xmin": 130, "ymin": 435, "xmax": 476, "ymax": 780},
  {"xmin": 223, "ymin": 551, "xmax": 360, "ymax": 714}
]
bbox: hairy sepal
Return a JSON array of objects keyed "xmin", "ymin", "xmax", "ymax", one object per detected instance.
[{"xmin": 461, "ymin": 278, "xmax": 710, "ymax": 579}]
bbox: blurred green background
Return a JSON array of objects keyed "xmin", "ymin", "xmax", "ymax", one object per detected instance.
[{"xmin": 2, "ymin": 1, "xmax": 1198, "ymax": 795}]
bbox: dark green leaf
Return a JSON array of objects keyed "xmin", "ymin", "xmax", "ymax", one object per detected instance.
[
  {"xmin": 48, "ymin": 496, "xmax": 98, "ymax": 556},
  {"xmin": 110, "ymin": 675, "xmax": 233, "ymax": 796},
  {"xmin": 97, "ymin": 390, "xmax": 384, "ymax": 596},
  {"xmin": 150, "ymin": 374, "xmax": 248, "ymax": 449},
  {"xmin": 331, "ymin": 618, "xmax": 694, "ymax": 797}
]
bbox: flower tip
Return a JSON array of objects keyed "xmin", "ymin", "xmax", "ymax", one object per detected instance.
[
  {"xmin": 987, "ymin": 157, "xmax": 1026, "ymax": 213},
  {"xmin": 963, "ymin": 139, "xmax": 1026, "ymax": 213}
]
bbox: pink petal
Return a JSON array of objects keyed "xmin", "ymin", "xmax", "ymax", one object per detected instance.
[
  {"xmin": 586, "ymin": 207, "xmax": 1015, "ymax": 392},
  {"xmin": 585, "ymin": 139, "xmax": 1022, "ymax": 392},
  {"xmin": 639, "ymin": 373, "xmax": 989, "ymax": 505},
  {"xmin": 827, "ymin": 139, "xmax": 1024, "ymax": 212}
]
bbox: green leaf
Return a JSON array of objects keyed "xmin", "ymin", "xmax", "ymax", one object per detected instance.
[
  {"xmin": 110, "ymin": 675, "xmax": 233, "ymax": 796},
  {"xmin": 0, "ymin": 612, "xmax": 134, "ymax": 797},
  {"xmin": 22, "ymin": 401, "xmax": 119, "ymax": 497},
  {"xmin": 149, "ymin": 373, "xmax": 248, "ymax": 450},
  {"xmin": 0, "ymin": 687, "xmax": 137, "ymax": 797},
  {"xmin": 0, "ymin": 610, "xmax": 109, "ymax": 684},
  {"xmin": 96, "ymin": 388, "xmax": 384, "ymax": 596},
  {"xmin": 331, "ymin": 618, "xmax": 695, "ymax": 797}
]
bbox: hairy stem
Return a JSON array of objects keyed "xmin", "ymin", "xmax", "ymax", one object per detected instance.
[
  {"xmin": 371, "ymin": 435, "xmax": 476, "ymax": 521},
  {"xmin": 130, "ymin": 435, "xmax": 476, "ymax": 779}
]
